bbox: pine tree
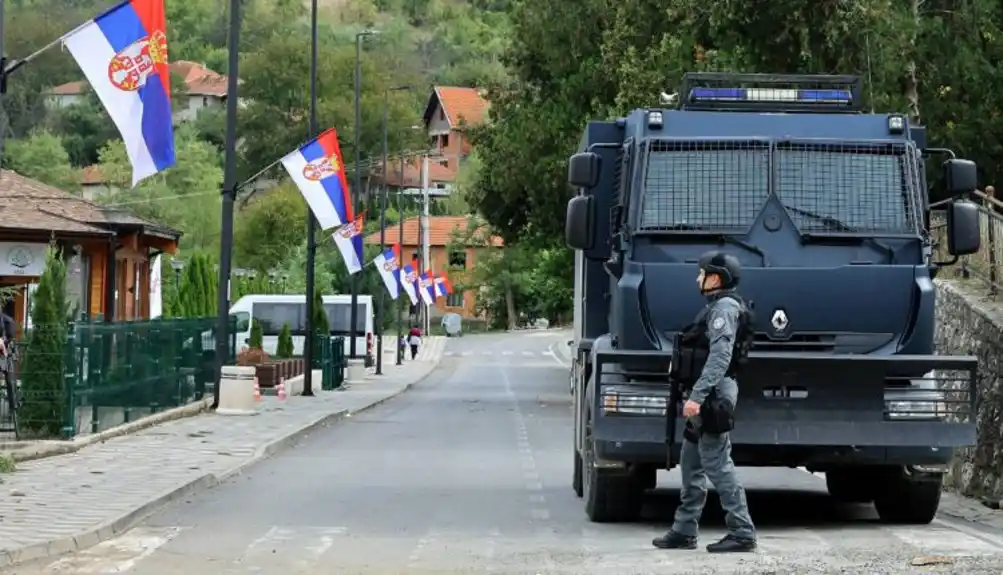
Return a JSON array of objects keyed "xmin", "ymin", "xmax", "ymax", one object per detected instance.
[
  {"xmin": 19, "ymin": 247, "xmax": 69, "ymax": 438},
  {"xmin": 313, "ymin": 290, "xmax": 330, "ymax": 336},
  {"xmin": 277, "ymin": 323, "xmax": 294, "ymax": 358},
  {"xmin": 249, "ymin": 318, "xmax": 264, "ymax": 349}
]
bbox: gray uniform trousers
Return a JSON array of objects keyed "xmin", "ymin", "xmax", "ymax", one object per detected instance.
[{"xmin": 670, "ymin": 377, "xmax": 756, "ymax": 540}]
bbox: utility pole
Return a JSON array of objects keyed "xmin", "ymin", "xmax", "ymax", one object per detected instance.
[
  {"xmin": 396, "ymin": 154, "xmax": 406, "ymax": 365},
  {"xmin": 213, "ymin": 0, "xmax": 243, "ymax": 409},
  {"xmin": 350, "ymin": 31, "xmax": 375, "ymax": 358},
  {"xmin": 421, "ymin": 154, "xmax": 431, "ymax": 335}
]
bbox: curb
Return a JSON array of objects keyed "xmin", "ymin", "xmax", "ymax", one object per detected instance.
[
  {"xmin": 0, "ymin": 357, "xmax": 444, "ymax": 569},
  {"xmin": 2, "ymin": 399, "xmax": 213, "ymax": 463},
  {"xmin": 548, "ymin": 340, "xmax": 572, "ymax": 368}
]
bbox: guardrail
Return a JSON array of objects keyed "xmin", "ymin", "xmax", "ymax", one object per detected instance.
[{"xmin": 931, "ymin": 187, "xmax": 1003, "ymax": 299}]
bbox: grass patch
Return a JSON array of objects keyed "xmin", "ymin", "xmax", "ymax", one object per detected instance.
[{"xmin": 0, "ymin": 454, "xmax": 17, "ymax": 473}]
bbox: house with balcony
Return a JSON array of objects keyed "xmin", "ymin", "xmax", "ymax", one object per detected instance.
[{"xmin": 373, "ymin": 86, "xmax": 490, "ymax": 194}]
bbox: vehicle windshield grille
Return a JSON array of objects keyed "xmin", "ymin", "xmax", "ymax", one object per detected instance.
[
  {"xmin": 641, "ymin": 140, "xmax": 769, "ymax": 232},
  {"xmin": 775, "ymin": 142, "xmax": 920, "ymax": 234},
  {"xmin": 639, "ymin": 140, "xmax": 922, "ymax": 235}
]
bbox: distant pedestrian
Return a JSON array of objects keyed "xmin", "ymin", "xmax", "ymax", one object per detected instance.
[
  {"xmin": 408, "ymin": 326, "xmax": 422, "ymax": 360},
  {"xmin": 398, "ymin": 335, "xmax": 408, "ymax": 361}
]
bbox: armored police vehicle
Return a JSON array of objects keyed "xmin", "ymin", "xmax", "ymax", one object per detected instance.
[{"xmin": 566, "ymin": 73, "xmax": 982, "ymax": 524}]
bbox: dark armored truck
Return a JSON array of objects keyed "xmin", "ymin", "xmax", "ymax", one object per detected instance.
[{"xmin": 565, "ymin": 73, "xmax": 982, "ymax": 525}]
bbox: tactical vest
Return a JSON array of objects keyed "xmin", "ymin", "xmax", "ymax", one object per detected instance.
[{"xmin": 671, "ymin": 295, "xmax": 755, "ymax": 387}]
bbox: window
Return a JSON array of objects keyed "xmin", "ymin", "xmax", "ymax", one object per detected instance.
[
  {"xmin": 641, "ymin": 142, "xmax": 770, "ymax": 231},
  {"xmin": 446, "ymin": 291, "xmax": 464, "ymax": 308},
  {"xmin": 774, "ymin": 144, "xmax": 915, "ymax": 234},
  {"xmin": 232, "ymin": 312, "xmax": 250, "ymax": 333},
  {"xmin": 202, "ymin": 96, "xmax": 208, "ymax": 107},
  {"xmin": 252, "ymin": 303, "xmax": 305, "ymax": 336},
  {"xmin": 448, "ymin": 250, "xmax": 467, "ymax": 269},
  {"xmin": 441, "ymin": 134, "xmax": 450, "ymax": 148},
  {"xmin": 323, "ymin": 303, "xmax": 368, "ymax": 335}
]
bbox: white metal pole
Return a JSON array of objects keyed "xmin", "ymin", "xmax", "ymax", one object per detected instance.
[{"xmin": 421, "ymin": 154, "xmax": 431, "ymax": 334}]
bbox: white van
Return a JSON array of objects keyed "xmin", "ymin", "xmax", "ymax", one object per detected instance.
[{"xmin": 230, "ymin": 294, "xmax": 374, "ymax": 359}]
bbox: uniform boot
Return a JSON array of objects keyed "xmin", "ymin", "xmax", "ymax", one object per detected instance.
[
  {"xmin": 706, "ymin": 534, "xmax": 756, "ymax": 553},
  {"xmin": 651, "ymin": 530, "xmax": 697, "ymax": 550}
]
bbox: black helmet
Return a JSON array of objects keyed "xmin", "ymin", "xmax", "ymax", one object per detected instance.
[{"xmin": 698, "ymin": 250, "xmax": 741, "ymax": 289}]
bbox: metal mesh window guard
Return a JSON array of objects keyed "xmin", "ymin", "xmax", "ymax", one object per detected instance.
[
  {"xmin": 774, "ymin": 142, "xmax": 919, "ymax": 234},
  {"xmin": 641, "ymin": 141, "xmax": 770, "ymax": 231}
]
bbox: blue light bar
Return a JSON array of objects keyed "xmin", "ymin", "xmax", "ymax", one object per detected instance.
[{"xmin": 689, "ymin": 87, "xmax": 854, "ymax": 104}]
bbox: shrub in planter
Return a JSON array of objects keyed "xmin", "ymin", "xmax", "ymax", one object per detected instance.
[
  {"xmin": 237, "ymin": 347, "xmax": 270, "ymax": 366},
  {"xmin": 276, "ymin": 323, "xmax": 293, "ymax": 358},
  {"xmin": 249, "ymin": 318, "xmax": 264, "ymax": 349}
]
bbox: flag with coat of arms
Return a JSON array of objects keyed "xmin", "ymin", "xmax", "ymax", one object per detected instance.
[
  {"xmin": 417, "ymin": 269, "xmax": 436, "ymax": 305},
  {"xmin": 281, "ymin": 128, "xmax": 353, "ymax": 231},
  {"xmin": 62, "ymin": 0, "xmax": 177, "ymax": 187},
  {"xmin": 399, "ymin": 260, "xmax": 419, "ymax": 305},
  {"xmin": 332, "ymin": 213, "xmax": 365, "ymax": 275},
  {"xmin": 374, "ymin": 244, "xmax": 402, "ymax": 300}
]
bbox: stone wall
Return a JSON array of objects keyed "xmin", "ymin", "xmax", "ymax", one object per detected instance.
[{"xmin": 934, "ymin": 279, "xmax": 1003, "ymax": 502}]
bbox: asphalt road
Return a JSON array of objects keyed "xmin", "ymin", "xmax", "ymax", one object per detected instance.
[{"xmin": 11, "ymin": 330, "xmax": 1003, "ymax": 574}]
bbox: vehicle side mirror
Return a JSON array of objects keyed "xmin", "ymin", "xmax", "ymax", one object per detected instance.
[
  {"xmin": 568, "ymin": 152, "xmax": 601, "ymax": 189},
  {"xmin": 943, "ymin": 158, "xmax": 977, "ymax": 197},
  {"xmin": 946, "ymin": 200, "xmax": 980, "ymax": 256},
  {"xmin": 565, "ymin": 195, "xmax": 595, "ymax": 251},
  {"xmin": 235, "ymin": 318, "xmax": 249, "ymax": 332}
]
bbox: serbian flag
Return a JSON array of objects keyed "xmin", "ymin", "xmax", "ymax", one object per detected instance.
[
  {"xmin": 374, "ymin": 244, "xmax": 401, "ymax": 300},
  {"xmin": 417, "ymin": 270, "xmax": 436, "ymax": 305},
  {"xmin": 332, "ymin": 213, "xmax": 365, "ymax": 274},
  {"xmin": 281, "ymin": 128, "xmax": 353, "ymax": 231},
  {"xmin": 399, "ymin": 261, "xmax": 419, "ymax": 305},
  {"xmin": 63, "ymin": 0, "xmax": 176, "ymax": 187},
  {"xmin": 434, "ymin": 272, "xmax": 453, "ymax": 297}
]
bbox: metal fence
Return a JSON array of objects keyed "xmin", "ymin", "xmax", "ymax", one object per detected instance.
[
  {"xmin": 316, "ymin": 335, "xmax": 346, "ymax": 391},
  {"xmin": 11, "ymin": 316, "xmax": 236, "ymax": 440},
  {"xmin": 931, "ymin": 188, "xmax": 1003, "ymax": 299}
]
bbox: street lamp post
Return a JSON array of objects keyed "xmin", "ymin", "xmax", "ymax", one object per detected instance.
[
  {"xmin": 376, "ymin": 85, "xmax": 412, "ymax": 375},
  {"xmin": 350, "ymin": 29, "xmax": 377, "ymax": 360},
  {"xmin": 303, "ymin": 0, "xmax": 322, "ymax": 396},
  {"xmin": 396, "ymin": 156, "xmax": 407, "ymax": 365}
]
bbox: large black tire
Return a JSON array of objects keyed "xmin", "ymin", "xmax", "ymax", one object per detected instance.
[
  {"xmin": 573, "ymin": 450, "xmax": 584, "ymax": 498},
  {"xmin": 581, "ymin": 425, "xmax": 644, "ymax": 522},
  {"xmin": 825, "ymin": 468, "xmax": 876, "ymax": 503},
  {"xmin": 873, "ymin": 469, "xmax": 943, "ymax": 524}
]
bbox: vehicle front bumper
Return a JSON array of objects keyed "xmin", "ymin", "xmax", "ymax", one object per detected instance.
[{"xmin": 591, "ymin": 349, "xmax": 978, "ymax": 466}]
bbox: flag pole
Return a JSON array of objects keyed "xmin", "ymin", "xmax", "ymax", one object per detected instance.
[
  {"xmin": 303, "ymin": 0, "xmax": 320, "ymax": 397},
  {"xmin": 396, "ymin": 156, "xmax": 405, "ymax": 365},
  {"xmin": 213, "ymin": 0, "xmax": 243, "ymax": 409}
]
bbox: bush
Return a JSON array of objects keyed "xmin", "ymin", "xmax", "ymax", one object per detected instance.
[
  {"xmin": 19, "ymin": 247, "xmax": 69, "ymax": 438},
  {"xmin": 249, "ymin": 318, "xmax": 263, "ymax": 349},
  {"xmin": 237, "ymin": 347, "xmax": 270, "ymax": 366},
  {"xmin": 276, "ymin": 323, "xmax": 293, "ymax": 358}
]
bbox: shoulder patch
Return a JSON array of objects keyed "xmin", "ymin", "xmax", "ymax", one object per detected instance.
[{"xmin": 711, "ymin": 316, "xmax": 726, "ymax": 331}]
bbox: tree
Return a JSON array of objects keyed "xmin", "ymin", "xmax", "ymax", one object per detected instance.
[
  {"xmin": 3, "ymin": 130, "xmax": 79, "ymax": 191},
  {"xmin": 176, "ymin": 254, "xmax": 217, "ymax": 318},
  {"xmin": 18, "ymin": 246, "xmax": 69, "ymax": 438},
  {"xmin": 249, "ymin": 319, "xmax": 264, "ymax": 349},
  {"xmin": 276, "ymin": 323, "xmax": 294, "ymax": 358},
  {"xmin": 94, "ymin": 124, "xmax": 223, "ymax": 253},
  {"xmin": 234, "ymin": 183, "xmax": 309, "ymax": 272},
  {"xmin": 313, "ymin": 289, "xmax": 330, "ymax": 336}
]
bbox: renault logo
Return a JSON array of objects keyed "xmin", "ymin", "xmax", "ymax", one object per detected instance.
[{"xmin": 771, "ymin": 309, "xmax": 789, "ymax": 331}]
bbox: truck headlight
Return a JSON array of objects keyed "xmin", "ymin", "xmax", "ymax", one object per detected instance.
[
  {"xmin": 601, "ymin": 385, "xmax": 669, "ymax": 416},
  {"xmin": 884, "ymin": 371, "xmax": 947, "ymax": 420}
]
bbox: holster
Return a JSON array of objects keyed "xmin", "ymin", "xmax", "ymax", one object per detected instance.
[{"xmin": 699, "ymin": 389, "xmax": 736, "ymax": 435}]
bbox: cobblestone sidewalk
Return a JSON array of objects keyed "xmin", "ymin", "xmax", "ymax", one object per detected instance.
[{"xmin": 0, "ymin": 338, "xmax": 445, "ymax": 568}]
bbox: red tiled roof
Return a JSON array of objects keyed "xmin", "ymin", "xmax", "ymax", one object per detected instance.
[
  {"xmin": 46, "ymin": 61, "xmax": 229, "ymax": 97},
  {"xmin": 422, "ymin": 86, "xmax": 490, "ymax": 130},
  {"xmin": 0, "ymin": 170, "xmax": 180, "ymax": 238},
  {"xmin": 363, "ymin": 216, "xmax": 503, "ymax": 248}
]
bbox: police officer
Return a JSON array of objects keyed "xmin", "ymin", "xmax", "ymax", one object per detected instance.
[{"xmin": 652, "ymin": 250, "xmax": 757, "ymax": 553}]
